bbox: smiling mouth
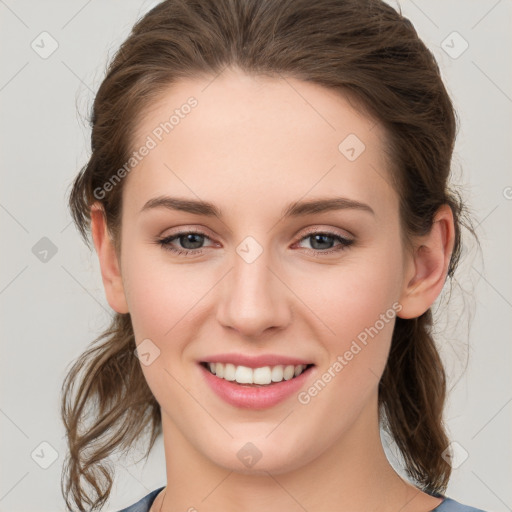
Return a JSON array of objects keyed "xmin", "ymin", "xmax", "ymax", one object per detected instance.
[{"xmin": 200, "ymin": 361, "xmax": 314, "ymax": 386}]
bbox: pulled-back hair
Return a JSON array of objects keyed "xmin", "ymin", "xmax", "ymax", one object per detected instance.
[{"xmin": 62, "ymin": 0, "xmax": 476, "ymax": 509}]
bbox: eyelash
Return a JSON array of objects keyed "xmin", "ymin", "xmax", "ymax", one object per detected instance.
[{"xmin": 155, "ymin": 228, "xmax": 354, "ymax": 257}]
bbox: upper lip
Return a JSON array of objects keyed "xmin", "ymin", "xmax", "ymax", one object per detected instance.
[{"xmin": 200, "ymin": 353, "xmax": 314, "ymax": 368}]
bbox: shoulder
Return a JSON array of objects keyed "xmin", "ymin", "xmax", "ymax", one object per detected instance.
[
  {"xmin": 435, "ymin": 496, "xmax": 489, "ymax": 512},
  {"xmin": 116, "ymin": 486, "xmax": 165, "ymax": 512}
]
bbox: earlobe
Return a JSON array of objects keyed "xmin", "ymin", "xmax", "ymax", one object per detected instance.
[
  {"xmin": 90, "ymin": 203, "xmax": 129, "ymax": 314},
  {"xmin": 397, "ymin": 204, "xmax": 455, "ymax": 319}
]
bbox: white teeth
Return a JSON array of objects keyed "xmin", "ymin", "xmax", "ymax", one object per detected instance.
[
  {"xmin": 224, "ymin": 363, "xmax": 236, "ymax": 381},
  {"xmin": 271, "ymin": 365, "xmax": 284, "ymax": 382},
  {"xmin": 205, "ymin": 362, "xmax": 308, "ymax": 385},
  {"xmin": 253, "ymin": 366, "xmax": 272, "ymax": 385},
  {"xmin": 235, "ymin": 365, "xmax": 253, "ymax": 384},
  {"xmin": 283, "ymin": 365, "xmax": 295, "ymax": 380}
]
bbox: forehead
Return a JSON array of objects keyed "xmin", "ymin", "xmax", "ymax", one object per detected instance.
[{"xmin": 124, "ymin": 67, "xmax": 396, "ymax": 221}]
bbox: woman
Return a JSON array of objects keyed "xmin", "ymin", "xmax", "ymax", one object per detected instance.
[{"xmin": 61, "ymin": 0, "xmax": 485, "ymax": 511}]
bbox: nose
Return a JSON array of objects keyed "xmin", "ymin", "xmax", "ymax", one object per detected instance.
[{"xmin": 216, "ymin": 244, "xmax": 292, "ymax": 339}]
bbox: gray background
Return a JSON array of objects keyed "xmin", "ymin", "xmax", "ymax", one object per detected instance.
[{"xmin": 0, "ymin": 1, "xmax": 511, "ymax": 511}]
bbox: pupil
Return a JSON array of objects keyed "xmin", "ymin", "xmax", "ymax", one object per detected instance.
[
  {"xmin": 311, "ymin": 234, "xmax": 332, "ymax": 250},
  {"xmin": 182, "ymin": 233, "xmax": 203, "ymax": 249}
]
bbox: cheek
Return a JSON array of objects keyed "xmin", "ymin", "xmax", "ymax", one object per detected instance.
[
  {"xmin": 122, "ymin": 246, "xmax": 213, "ymax": 400},
  {"xmin": 310, "ymin": 250, "xmax": 401, "ymax": 343},
  {"xmin": 294, "ymin": 264, "xmax": 400, "ymax": 434},
  {"xmin": 122, "ymin": 243, "xmax": 211, "ymax": 339},
  {"xmin": 299, "ymin": 241, "xmax": 403, "ymax": 391}
]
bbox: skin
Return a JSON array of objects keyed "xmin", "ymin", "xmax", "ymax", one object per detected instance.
[{"xmin": 91, "ymin": 67, "xmax": 454, "ymax": 512}]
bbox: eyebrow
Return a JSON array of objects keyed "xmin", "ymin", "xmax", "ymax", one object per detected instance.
[{"xmin": 140, "ymin": 195, "xmax": 375, "ymax": 218}]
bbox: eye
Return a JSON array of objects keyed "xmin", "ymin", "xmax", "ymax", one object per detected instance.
[
  {"xmin": 155, "ymin": 229, "xmax": 215, "ymax": 257},
  {"xmin": 294, "ymin": 229, "xmax": 354, "ymax": 256},
  {"xmin": 155, "ymin": 228, "xmax": 354, "ymax": 257}
]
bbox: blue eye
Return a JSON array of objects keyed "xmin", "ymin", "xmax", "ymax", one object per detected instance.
[
  {"xmin": 156, "ymin": 231, "xmax": 211, "ymax": 256},
  {"xmin": 155, "ymin": 229, "xmax": 354, "ymax": 257},
  {"xmin": 296, "ymin": 231, "xmax": 354, "ymax": 255}
]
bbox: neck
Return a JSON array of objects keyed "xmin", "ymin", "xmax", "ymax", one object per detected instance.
[{"xmin": 158, "ymin": 394, "xmax": 429, "ymax": 512}]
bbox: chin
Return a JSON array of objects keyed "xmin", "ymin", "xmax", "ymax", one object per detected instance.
[{"xmin": 199, "ymin": 434, "xmax": 318, "ymax": 476}]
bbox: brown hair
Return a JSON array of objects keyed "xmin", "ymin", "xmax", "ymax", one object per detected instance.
[{"xmin": 62, "ymin": 0, "xmax": 477, "ymax": 509}]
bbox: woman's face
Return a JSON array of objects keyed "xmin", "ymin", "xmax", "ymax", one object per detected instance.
[{"xmin": 113, "ymin": 67, "xmax": 413, "ymax": 473}]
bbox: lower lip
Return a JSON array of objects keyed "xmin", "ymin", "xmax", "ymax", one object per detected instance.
[{"xmin": 199, "ymin": 364, "xmax": 314, "ymax": 409}]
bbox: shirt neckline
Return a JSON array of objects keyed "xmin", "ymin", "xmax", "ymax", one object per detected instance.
[{"xmin": 145, "ymin": 487, "xmax": 450, "ymax": 511}]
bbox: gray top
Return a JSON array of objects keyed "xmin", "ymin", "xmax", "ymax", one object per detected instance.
[{"xmin": 116, "ymin": 486, "xmax": 488, "ymax": 512}]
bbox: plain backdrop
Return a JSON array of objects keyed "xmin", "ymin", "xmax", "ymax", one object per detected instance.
[{"xmin": 0, "ymin": 1, "xmax": 511, "ymax": 511}]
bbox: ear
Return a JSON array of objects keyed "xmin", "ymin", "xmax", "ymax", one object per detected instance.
[
  {"xmin": 397, "ymin": 204, "xmax": 455, "ymax": 319},
  {"xmin": 90, "ymin": 203, "xmax": 129, "ymax": 314}
]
